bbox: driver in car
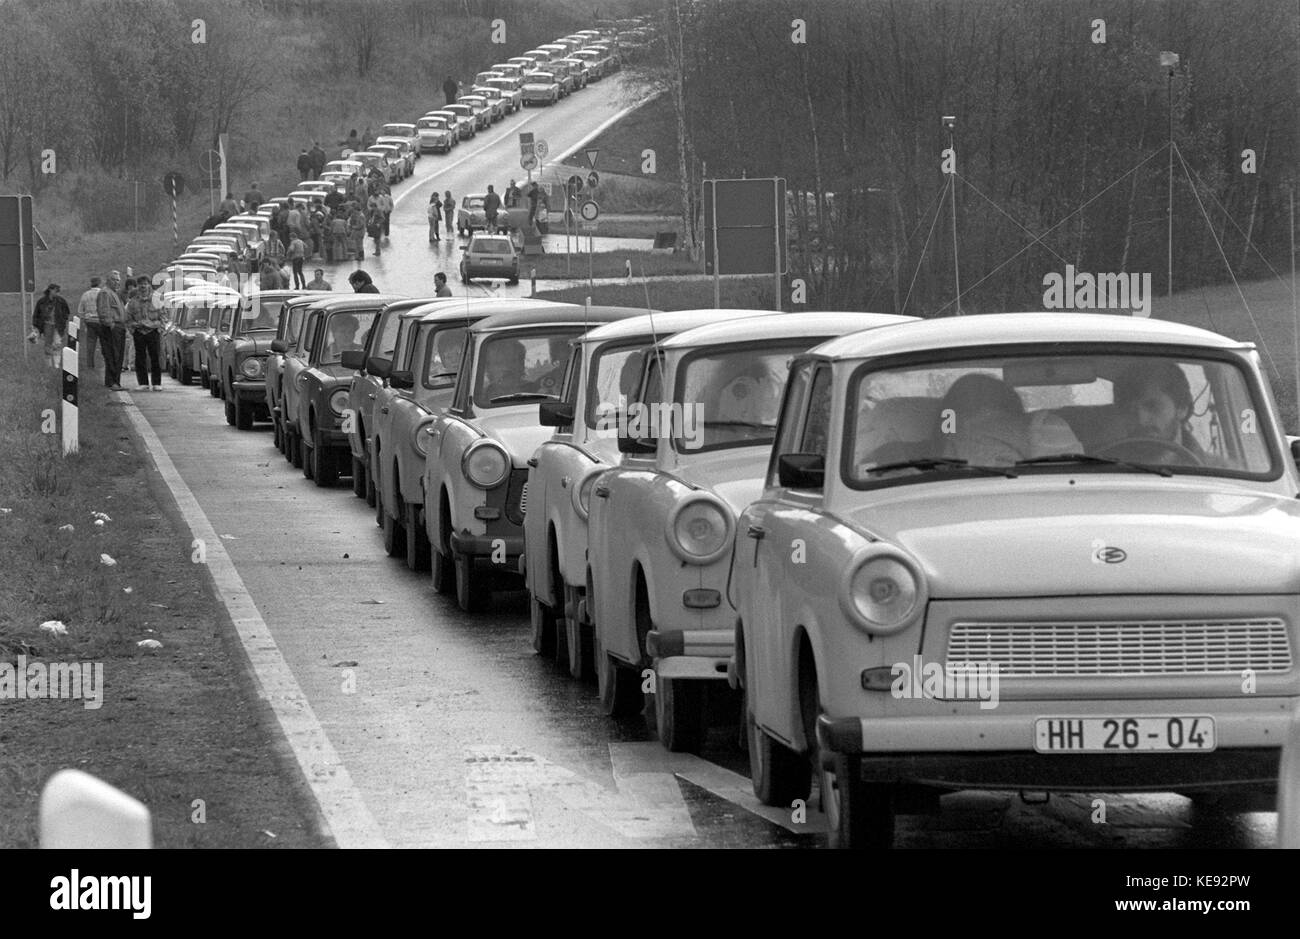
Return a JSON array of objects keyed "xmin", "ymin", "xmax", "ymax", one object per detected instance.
[
  {"xmin": 1108, "ymin": 361, "xmax": 1212, "ymax": 464},
  {"xmin": 326, "ymin": 314, "xmax": 362, "ymax": 360},
  {"xmin": 482, "ymin": 337, "xmax": 527, "ymax": 401}
]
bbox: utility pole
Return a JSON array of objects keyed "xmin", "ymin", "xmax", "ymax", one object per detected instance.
[
  {"xmin": 1161, "ymin": 52, "xmax": 1180, "ymax": 297},
  {"xmin": 943, "ymin": 115, "xmax": 961, "ymax": 315}
]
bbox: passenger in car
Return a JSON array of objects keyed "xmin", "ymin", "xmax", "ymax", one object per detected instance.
[
  {"xmin": 1107, "ymin": 361, "xmax": 1213, "ymax": 463},
  {"xmin": 933, "ymin": 374, "xmax": 1082, "ymax": 467}
]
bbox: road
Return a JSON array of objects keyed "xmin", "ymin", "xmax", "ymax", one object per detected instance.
[{"xmin": 128, "ymin": 76, "xmax": 1278, "ymax": 849}]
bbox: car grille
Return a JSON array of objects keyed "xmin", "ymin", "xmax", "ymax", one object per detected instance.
[{"xmin": 945, "ymin": 618, "xmax": 1293, "ymax": 677}]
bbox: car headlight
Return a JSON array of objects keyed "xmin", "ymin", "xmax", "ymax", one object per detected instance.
[
  {"xmin": 412, "ymin": 419, "xmax": 435, "ymax": 457},
  {"xmin": 329, "ymin": 389, "xmax": 349, "ymax": 414},
  {"xmin": 240, "ymin": 357, "xmax": 264, "ymax": 379},
  {"xmin": 462, "ymin": 440, "xmax": 510, "ymax": 489},
  {"xmin": 572, "ymin": 466, "xmax": 605, "ymax": 521},
  {"xmin": 666, "ymin": 495, "xmax": 732, "ymax": 565},
  {"xmin": 838, "ymin": 545, "xmax": 927, "ymax": 635}
]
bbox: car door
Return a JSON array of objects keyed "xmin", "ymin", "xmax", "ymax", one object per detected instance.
[{"xmin": 374, "ymin": 315, "xmax": 419, "ymax": 510}]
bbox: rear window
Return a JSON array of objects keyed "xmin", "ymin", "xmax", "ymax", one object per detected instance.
[{"xmin": 470, "ymin": 239, "xmax": 512, "ymax": 255}]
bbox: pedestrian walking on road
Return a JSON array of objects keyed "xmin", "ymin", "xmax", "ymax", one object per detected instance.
[
  {"xmin": 366, "ymin": 207, "xmax": 384, "ymax": 257},
  {"xmin": 341, "ymin": 129, "xmax": 361, "ymax": 155},
  {"xmin": 306, "ymin": 269, "xmax": 332, "ymax": 291},
  {"xmin": 347, "ymin": 203, "xmax": 367, "ymax": 260},
  {"xmin": 483, "ymin": 185, "xmax": 501, "ymax": 232},
  {"xmin": 297, "ymin": 148, "xmax": 312, "ymax": 180},
  {"xmin": 349, "ymin": 270, "xmax": 379, "ymax": 294},
  {"xmin": 442, "ymin": 190, "xmax": 455, "ymax": 238},
  {"xmin": 427, "ymin": 193, "xmax": 442, "ymax": 242},
  {"xmin": 259, "ymin": 259, "xmax": 288, "ymax": 290},
  {"xmin": 219, "ymin": 191, "xmax": 240, "ymax": 217},
  {"xmin": 376, "ymin": 190, "xmax": 393, "ymax": 238},
  {"xmin": 32, "ymin": 284, "xmax": 71, "ymax": 367},
  {"xmin": 263, "ymin": 223, "xmax": 286, "ymax": 267},
  {"xmin": 504, "ymin": 179, "xmax": 521, "ymax": 208},
  {"xmin": 126, "ymin": 277, "xmax": 166, "ymax": 390},
  {"xmin": 244, "ymin": 182, "xmax": 265, "ymax": 212},
  {"xmin": 443, "ymin": 76, "xmax": 459, "ymax": 106},
  {"xmin": 329, "ymin": 211, "xmax": 348, "ymax": 262},
  {"xmin": 97, "ymin": 271, "xmax": 128, "ymax": 390},
  {"xmin": 77, "ymin": 277, "xmax": 103, "ymax": 368},
  {"xmin": 361, "ymin": 125, "xmax": 376, "ymax": 149},
  {"xmin": 288, "ymin": 233, "xmax": 308, "ymax": 288},
  {"xmin": 434, "ymin": 272, "xmax": 452, "ymax": 297},
  {"xmin": 309, "ymin": 142, "xmax": 327, "ymax": 178}
]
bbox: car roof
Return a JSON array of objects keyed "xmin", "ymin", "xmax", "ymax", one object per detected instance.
[
  {"xmin": 243, "ymin": 289, "xmax": 327, "ymax": 302},
  {"xmin": 577, "ymin": 308, "xmax": 773, "ymax": 343},
  {"xmin": 468, "ymin": 233, "xmax": 511, "ymax": 242},
  {"xmin": 659, "ymin": 311, "xmax": 917, "ymax": 350},
  {"xmin": 471, "ymin": 304, "xmax": 645, "ymax": 334},
  {"xmin": 303, "ymin": 294, "xmax": 410, "ymax": 313},
  {"xmin": 809, "ymin": 312, "xmax": 1254, "ymax": 360},
  {"xmin": 382, "ymin": 122, "xmax": 414, "ymax": 129}
]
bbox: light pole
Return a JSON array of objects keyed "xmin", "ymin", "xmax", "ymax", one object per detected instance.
[
  {"xmin": 1161, "ymin": 51, "xmax": 1180, "ymax": 298},
  {"xmin": 943, "ymin": 115, "xmax": 961, "ymax": 315}
]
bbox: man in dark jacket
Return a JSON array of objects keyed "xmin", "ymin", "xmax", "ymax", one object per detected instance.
[
  {"xmin": 309, "ymin": 142, "xmax": 327, "ymax": 178},
  {"xmin": 348, "ymin": 270, "xmax": 379, "ymax": 293},
  {"xmin": 32, "ymin": 284, "xmax": 71, "ymax": 366},
  {"xmin": 244, "ymin": 182, "xmax": 265, "ymax": 212},
  {"xmin": 443, "ymin": 76, "xmax": 459, "ymax": 106},
  {"xmin": 483, "ymin": 185, "xmax": 502, "ymax": 231},
  {"xmin": 297, "ymin": 148, "xmax": 313, "ymax": 179}
]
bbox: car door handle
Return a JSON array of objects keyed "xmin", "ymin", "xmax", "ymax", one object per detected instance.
[
  {"xmin": 594, "ymin": 485, "xmax": 610, "ymax": 499},
  {"xmin": 747, "ymin": 525, "xmax": 766, "ymax": 539}
]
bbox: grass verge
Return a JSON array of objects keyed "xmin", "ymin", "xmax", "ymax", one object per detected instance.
[
  {"xmin": 527, "ymin": 248, "xmax": 701, "ymax": 280},
  {"xmin": 0, "ymin": 320, "xmax": 328, "ymax": 848}
]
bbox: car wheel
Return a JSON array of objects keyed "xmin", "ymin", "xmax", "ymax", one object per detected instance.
[
  {"xmin": 824, "ymin": 755, "xmax": 895, "ymax": 850},
  {"xmin": 382, "ymin": 492, "xmax": 407, "ymax": 558},
  {"xmin": 454, "ymin": 551, "xmax": 488, "ymax": 613},
  {"xmin": 653, "ymin": 674, "xmax": 708, "ymax": 753},
  {"xmin": 529, "ymin": 593, "xmax": 558, "ymax": 656},
  {"xmin": 301, "ymin": 435, "xmax": 315, "ymax": 479},
  {"xmin": 594, "ymin": 623, "xmax": 642, "ymax": 719},
  {"xmin": 224, "ymin": 397, "xmax": 236, "ymax": 426},
  {"xmin": 289, "ymin": 429, "xmax": 304, "ymax": 468},
  {"xmin": 404, "ymin": 501, "xmax": 430, "ymax": 572},
  {"xmin": 272, "ymin": 415, "xmax": 282, "ymax": 451},
  {"xmin": 312, "ymin": 426, "xmax": 339, "ymax": 487},
  {"xmin": 351, "ymin": 456, "xmax": 366, "ymax": 498},
  {"xmin": 235, "ymin": 396, "xmax": 253, "ymax": 430},
  {"xmin": 431, "ymin": 497, "xmax": 454, "ymax": 593},
  {"xmin": 208, "ymin": 372, "xmax": 219, "ymax": 397},
  {"xmin": 562, "ymin": 582, "xmax": 591, "ymax": 680},
  {"xmin": 747, "ymin": 697, "xmax": 811, "ymax": 805},
  {"xmin": 180, "ymin": 363, "xmax": 193, "ymax": 385},
  {"xmin": 364, "ymin": 462, "xmax": 377, "ymax": 507}
]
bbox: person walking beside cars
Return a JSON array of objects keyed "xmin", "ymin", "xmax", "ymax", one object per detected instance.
[
  {"xmin": 287, "ymin": 232, "xmax": 308, "ymax": 288},
  {"xmin": 527, "ymin": 182, "xmax": 541, "ymax": 227},
  {"xmin": 442, "ymin": 190, "xmax": 455, "ymax": 238},
  {"xmin": 219, "ymin": 191, "xmax": 240, "ymax": 217},
  {"xmin": 434, "ymin": 272, "xmax": 452, "ymax": 297},
  {"xmin": 126, "ymin": 276, "xmax": 166, "ymax": 391},
  {"xmin": 244, "ymin": 182, "xmax": 265, "ymax": 212},
  {"xmin": 97, "ymin": 270, "xmax": 128, "ymax": 390},
  {"xmin": 443, "ymin": 76, "xmax": 459, "ymax": 106},
  {"xmin": 366, "ymin": 206, "xmax": 384, "ymax": 257},
  {"xmin": 347, "ymin": 203, "xmax": 367, "ymax": 260},
  {"xmin": 329, "ymin": 211, "xmax": 348, "ymax": 262},
  {"xmin": 427, "ymin": 193, "xmax": 442, "ymax": 243},
  {"xmin": 297, "ymin": 148, "xmax": 312, "ymax": 180},
  {"xmin": 309, "ymin": 141, "xmax": 327, "ymax": 178},
  {"xmin": 349, "ymin": 270, "xmax": 379, "ymax": 293},
  {"xmin": 32, "ymin": 283, "xmax": 71, "ymax": 368},
  {"xmin": 504, "ymin": 179, "xmax": 521, "ymax": 209},
  {"xmin": 306, "ymin": 269, "xmax": 332, "ymax": 291},
  {"xmin": 340, "ymin": 129, "xmax": 361, "ymax": 154},
  {"xmin": 263, "ymin": 222, "xmax": 286, "ymax": 268},
  {"xmin": 77, "ymin": 276, "xmax": 104, "ymax": 368},
  {"xmin": 483, "ymin": 185, "xmax": 501, "ymax": 232},
  {"xmin": 361, "ymin": 125, "xmax": 376, "ymax": 149},
  {"xmin": 376, "ymin": 189, "xmax": 393, "ymax": 238}
]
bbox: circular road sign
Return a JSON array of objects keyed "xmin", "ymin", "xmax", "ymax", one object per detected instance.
[
  {"xmin": 567, "ymin": 174, "xmax": 584, "ymax": 195},
  {"xmin": 520, "ymin": 152, "xmax": 539, "ymax": 171},
  {"xmin": 534, "ymin": 140, "xmax": 549, "ymax": 159},
  {"xmin": 162, "ymin": 171, "xmax": 186, "ymax": 197},
  {"xmin": 587, "ymin": 171, "xmax": 599, "ymax": 189},
  {"xmin": 198, "ymin": 149, "xmax": 222, "ymax": 175},
  {"xmin": 579, "ymin": 199, "xmax": 600, "ymax": 222}
]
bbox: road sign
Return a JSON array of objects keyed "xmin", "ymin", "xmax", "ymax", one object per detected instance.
[
  {"xmin": 584, "ymin": 148, "xmax": 599, "ymax": 169},
  {"xmin": 534, "ymin": 140, "xmax": 549, "ymax": 159},
  {"xmin": 587, "ymin": 171, "xmax": 599, "ymax": 189},
  {"xmin": 198, "ymin": 149, "xmax": 221, "ymax": 175},
  {"xmin": 163, "ymin": 171, "xmax": 185, "ymax": 198},
  {"xmin": 580, "ymin": 220, "xmax": 598, "ymax": 232},
  {"xmin": 567, "ymin": 174, "xmax": 584, "ymax": 195},
  {"xmin": 0, "ymin": 194, "xmax": 36, "ymax": 293},
  {"xmin": 702, "ymin": 177, "xmax": 788, "ymax": 276},
  {"xmin": 579, "ymin": 200, "xmax": 600, "ymax": 222},
  {"xmin": 520, "ymin": 153, "xmax": 539, "ymax": 171},
  {"xmin": 519, "ymin": 132, "xmax": 535, "ymax": 158}
]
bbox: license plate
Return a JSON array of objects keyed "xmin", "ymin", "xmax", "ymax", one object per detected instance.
[{"xmin": 1033, "ymin": 716, "xmax": 1215, "ymax": 753}]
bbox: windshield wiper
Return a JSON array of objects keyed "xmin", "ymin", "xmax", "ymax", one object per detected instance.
[
  {"xmin": 702, "ymin": 420, "xmax": 776, "ymax": 431},
  {"xmin": 865, "ymin": 457, "xmax": 1018, "ymax": 479},
  {"xmin": 1013, "ymin": 453, "xmax": 1173, "ymax": 478},
  {"xmin": 489, "ymin": 392, "xmax": 556, "ymax": 403}
]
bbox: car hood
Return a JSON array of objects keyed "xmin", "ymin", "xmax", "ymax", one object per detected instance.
[
  {"xmin": 672, "ymin": 446, "xmax": 770, "ymax": 516},
  {"xmin": 235, "ymin": 334, "xmax": 278, "ymax": 355},
  {"xmin": 470, "ymin": 406, "xmax": 558, "ymax": 466},
  {"xmin": 311, "ymin": 363, "xmax": 355, "ymax": 384},
  {"xmin": 838, "ymin": 478, "xmax": 1300, "ymax": 597}
]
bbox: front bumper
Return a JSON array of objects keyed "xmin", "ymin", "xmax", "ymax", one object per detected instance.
[
  {"xmin": 646, "ymin": 629, "xmax": 733, "ymax": 680},
  {"xmin": 816, "ymin": 695, "xmax": 1298, "ymax": 790},
  {"xmin": 232, "ymin": 379, "xmax": 266, "ymax": 402}
]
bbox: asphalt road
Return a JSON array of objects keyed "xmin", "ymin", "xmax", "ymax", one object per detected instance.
[{"xmin": 126, "ymin": 75, "xmax": 1279, "ymax": 849}]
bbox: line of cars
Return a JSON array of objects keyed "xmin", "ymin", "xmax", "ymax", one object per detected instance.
[{"xmin": 160, "ymin": 281, "xmax": 1300, "ymax": 848}]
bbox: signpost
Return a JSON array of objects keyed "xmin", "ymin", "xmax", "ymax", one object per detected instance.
[
  {"xmin": 702, "ymin": 177, "xmax": 788, "ymax": 310},
  {"xmin": 584, "ymin": 148, "xmax": 600, "ymax": 170},
  {"xmin": 520, "ymin": 153, "xmax": 539, "ymax": 172},
  {"xmin": 0, "ymin": 194, "xmax": 36, "ymax": 359},
  {"xmin": 519, "ymin": 133, "xmax": 537, "ymax": 183},
  {"xmin": 198, "ymin": 149, "xmax": 221, "ymax": 216},
  {"xmin": 534, "ymin": 140, "xmax": 549, "ymax": 160}
]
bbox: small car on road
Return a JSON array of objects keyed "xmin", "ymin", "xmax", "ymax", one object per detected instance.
[
  {"xmin": 417, "ymin": 113, "xmax": 458, "ymax": 153},
  {"xmin": 521, "ymin": 71, "xmax": 560, "ymax": 106},
  {"xmin": 460, "ymin": 234, "xmax": 519, "ymax": 285},
  {"xmin": 220, "ymin": 290, "xmax": 326, "ymax": 430}
]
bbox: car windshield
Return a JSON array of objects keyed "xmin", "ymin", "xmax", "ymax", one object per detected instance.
[
  {"xmin": 528, "ymin": 73, "xmax": 553, "ymax": 82},
  {"xmin": 318, "ymin": 310, "xmax": 378, "ymax": 366},
  {"xmin": 470, "ymin": 239, "xmax": 511, "ymax": 255},
  {"xmin": 424, "ymin": 325, "xmax": 468, "ymax": 387},
  {"xmin": 178, "ymin": 305, "xmax": 219, "ymax": 328},
  {"xmin": 464, "ymin": 196, "xmax": 485, "ymax": 209},
  {"xmin": 674, "ymin": 344, "xmax": 804, "ymax": 452},
  {"xmin": 381, "ymin": 125, "xmax": 408, "ymax": 135},
  {"xmin": 419, "ymin": 118, "xmax": 448, "ymax": 129},
  {"xmin": 239, "ymin": 298, "xmax": 282, "ymax": 333},
  {"xmin": 846, "ymin": 350, "xmax": 1277, "ymax": 483},
  {"xmin": 474, "ymin": 329, "xmax": 581, "ymax": 408},
  {"xmin": 587, "ymin": 342, "xmax": 647, "ymax": 429}
]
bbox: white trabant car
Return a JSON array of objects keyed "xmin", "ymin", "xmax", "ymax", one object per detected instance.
[
  {"xmin": 368, "ymin": 299, "xmax": 568, "ymax": 571},
  {"xmin": 731, "ymin": 312, "xmax": 1300, "ymax": 848},
  {"xmin": 524, "ymin": 308, "xmax": 776, "ymax": 679},
  {"xmin": 420, "ymin": 305, "xmax": 639, "ymax": 613},
  {"xmin": 520, "ymin": 71, "xmax": 560, "ymax": 107},
  {"xmin": 417, "ymin": 113, "xmax": 458, "ymax": 153},
  {"xmin": 587, "ymin": 312, "xmax": 915, "ymax": 752}
]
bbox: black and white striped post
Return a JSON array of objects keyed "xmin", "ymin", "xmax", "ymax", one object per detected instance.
[{"xmin": 61, "ymin": 315, "xmax": 79, "ymax": 456}]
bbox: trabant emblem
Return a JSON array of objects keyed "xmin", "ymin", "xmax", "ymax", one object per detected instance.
[{"xmin": 1093, "ymin": 544, "xmax": 1127, "ymax": 564}]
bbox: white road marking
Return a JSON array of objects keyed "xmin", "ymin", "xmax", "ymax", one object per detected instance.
[
  {"xmin": 465, "ymin": 746, "xmax": 538, "ymax": 842},
  {"xmin": 117, "ymin": 402, "xmax": 389, "ymax": 849}
]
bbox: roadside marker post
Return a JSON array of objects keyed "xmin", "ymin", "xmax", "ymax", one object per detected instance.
[{"xmin": 62, "ymin": 316, "xmax": 80, "ymax": 456}]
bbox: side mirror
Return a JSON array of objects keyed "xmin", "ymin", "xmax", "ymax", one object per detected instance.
[
  {"xmin": 777, "ymin": 453, "xmax": 825, "ymax": 489},
  {"xmin": 389, "ymin": 370, "xmax": 415, "ymax": 390},
  {"xmin": 341, "ymin": 350, "xmax": 365, "ymax": 371},
  {"xmin": 539, "ymin": 399, "xmax": 574, "ymax": 427},
  {"xmin": 270, "ymin": 339, "xmax": 287, "ymax": 353},
  {"xmin": 367, "ymin": 356, "xmax": 392, "ymax": 380}
]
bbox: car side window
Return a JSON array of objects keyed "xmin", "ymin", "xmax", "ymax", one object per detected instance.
[
  {"xmin": 800, "ymin": 366, "xmax": 834, "ymax": 458},
  {"xmin": 769, "ymin": 361, "xmax": 814, "ymax": 487},
  {"xmin": 391, "ymin": 318, "xmax": 415, "ymax": 370}
]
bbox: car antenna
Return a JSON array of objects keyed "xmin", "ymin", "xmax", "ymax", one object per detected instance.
[{"xmin": 641, "ymin": 262, "xmax": 660, "ymax": 355}]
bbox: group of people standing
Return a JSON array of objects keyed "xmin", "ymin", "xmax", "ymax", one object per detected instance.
[{"xmin": 43, "ymin": 272, "xmax": 169, "ymax": 391}]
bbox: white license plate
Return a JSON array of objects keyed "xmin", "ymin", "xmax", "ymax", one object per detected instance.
[{"xmin": 1033, "ymin": 716, "xmax": 1215, "ymax": 753}]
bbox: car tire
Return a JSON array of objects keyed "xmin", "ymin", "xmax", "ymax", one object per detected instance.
[
  {"xmin": 224, "ymin": 397, "xmax": 236, "ymax": 426},
  {"xmin": 312, "ymin": 426, "xmax": 338, "ymax": 487},
  {"xmin": 235, "ymin": 396, "xmax": 253, "ymax": 430},
  {"xmin": 562, "ymin": 583, "xmax": 590, "ymax": 680},
  {"xmin": 594, "ymin": 624, "xmax": 642, "ymax": 719},
  {"xmin": 364, "ymin": 463, "xmax": 377, "ymax": 507},
  {"xmin": 747, "ymin": 700, "xmax": 811, "ymax": 805},
  {"xmin": 530, "ymin": 593, "xmax": 558, "ymax": 656},
  {"xmin": 653, "ymin": 674, "xmax": 707, "ymax": 753},
  {"xmin": 272, "ymin": 415, "xmax": 282, "ymax": 451},
  {"xmin": 382, "ymin": 493, "xmax": 406, "ymax": 558},
  {"xmin": 404, "ymin": 501, "xmax": 430, "ymax": 572},
  {"xmin": 454, "ymin": 551, "xmax": 488, "ymax": 613},
  {"xmin": 825, "ymin": 755, "xmax": 895, "ymax": 850},
  {"xmin": 290, "ymin": 429, "xmax": 304, "ymax": 468},
  {"xmin": 180, "ymin": 363, "xmax": 193, "ymax": 385},
  {"xmin": 301, "ymin": 435, "xmax": 315, "ymax": 479},
  {"xmin": 210, "ymin": 373, "xmax": 221, "ymax": 398},
  {"xmin": 431, "ymin": 497, "xmax": 454, "ymax": 594},
  {"xmin": 351, "ymin": 456, "xmax": 366, "ymax": 498}
]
